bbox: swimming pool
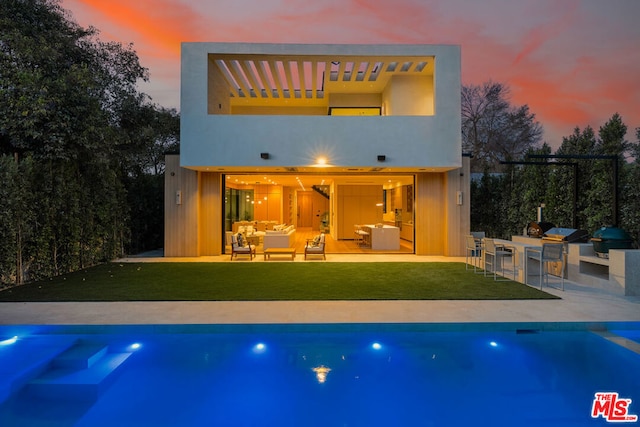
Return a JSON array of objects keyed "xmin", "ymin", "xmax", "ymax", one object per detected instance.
[{"xmin": 0, "ymin": 323, "xmax": 638, "ymax": 426}]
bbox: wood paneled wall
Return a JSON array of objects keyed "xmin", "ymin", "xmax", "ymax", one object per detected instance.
[
  {"xmin": 165, "ymin": 162, "xmax": 223, "ymax": 256},
  {"xmin": 253, "ymin": 184, "xmax": 283, "ymax": 222},
  {"xmin": 164, "ymin": 155, "xmax": 199, "ymax": 256},
  {"xmin": 198, "ymin": 172, "xmax": 222, "ymax": 255},
  {"xmin": 337, "ymin": 185, "xmax": 383, "ymax": 239},
  {"xmin": 444, "ymin": 156, "xmax": 470, "ymax": 256},
  {"xmin": 414, "ymin": 157, "xmax": 470, "ymax": 256},
  {"xmin": 414, "ymin": 173, "xmax": 445, "ymax": 255}
]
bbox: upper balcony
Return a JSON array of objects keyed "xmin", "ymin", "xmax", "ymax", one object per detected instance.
[
  {"xmin": 181, "ymin": 43, "xmax": 461, "ymax": 172},
  {"xmin": 207, "ymin": 52, "xmax": 435, "ymax": 116}
]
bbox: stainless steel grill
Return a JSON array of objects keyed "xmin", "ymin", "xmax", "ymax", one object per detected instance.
[{"xmin": 542, "ymin": 227, "xmax": 588, "ymax": 243}]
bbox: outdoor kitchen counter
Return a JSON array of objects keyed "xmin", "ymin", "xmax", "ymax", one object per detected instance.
[
  {"xmin": 496, "ymin": 239, "xmax": 640, "ymax": 296},
  {"xmin": 567, "ymin": 243, "xmax": 640, "ymax": 296}
]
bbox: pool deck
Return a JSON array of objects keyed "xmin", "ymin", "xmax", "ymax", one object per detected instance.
[{"xmin": 0, "ymin": 254, "xmax": 638, "ymax": 326}]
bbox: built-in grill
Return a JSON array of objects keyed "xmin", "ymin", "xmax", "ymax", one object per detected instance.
[
  {"xmin": 542, "ymin": 227, "xmax": 589, "ymax": 243},
  {"xmin": 591, "ymin": 226, "xmax": 635, "ymax": 258}
]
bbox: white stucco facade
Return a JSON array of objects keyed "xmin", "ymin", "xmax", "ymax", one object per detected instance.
[
  {"xmin": 180, "ymin": 43, "xmax": 461, "ymax": 171},
  {"xmin": 166, "ymin": 43, "xmax": 469, "ymax": 257}
]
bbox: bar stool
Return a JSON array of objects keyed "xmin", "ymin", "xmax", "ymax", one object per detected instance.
[{"xmin": 354, "ymin": 225, "xmax": 369, "ymax": 247}]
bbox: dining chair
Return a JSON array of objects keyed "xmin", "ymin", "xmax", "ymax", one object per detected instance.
[
  {"xmin": 354, "ymin": 225, "xmax": 369, "ymax": 247},
  {"xmin": 483, "ymin": 238, "xmax": 514, "ymax": 281}
]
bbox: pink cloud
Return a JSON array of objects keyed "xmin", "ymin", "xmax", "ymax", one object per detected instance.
[{"xmin": 60, "ymin": 0, "xmax": 640, "ymax": 146}]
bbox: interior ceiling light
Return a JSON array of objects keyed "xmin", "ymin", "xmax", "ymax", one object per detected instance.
[{"xmin": 296, "ymin": 177, "xmax": 306, "ymax": 191}]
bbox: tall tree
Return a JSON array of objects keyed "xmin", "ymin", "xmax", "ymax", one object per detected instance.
[
  {"xmin": 0, "ymin": 0, "xmax": 159, "ymax": 286},
  {"xmin": 470, "ymin": 172, "xmax": 508, "ymax": 238},
  {"xmin": 507, "ymin": 143, "xmax": 554, "ymax": 233},
  {"xmin": 461, "ymin": 81, "xmax": 543, "ymax": 172},
  {"xmin": 120, "ymin": 105, "xmax": 180, "ymax": 254},
  {"xmin": 620, "ymin": 128, "xmax": 640, "ymax": 242},
  {"xmin": 546, "ymin": 126, "xmax": 598, "ymax": 231},
  {"xmin": 583, "ymin": 113, "xmax": 628, "ymax": 230}
]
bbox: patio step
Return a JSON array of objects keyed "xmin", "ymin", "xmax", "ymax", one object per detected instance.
[{"xmin": 26, "ymin": 341, "xmax": 131, "ymax": 401}]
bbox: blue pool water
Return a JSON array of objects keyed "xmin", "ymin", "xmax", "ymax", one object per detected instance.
[{"xmin": 0, "ymin": 323, "xmax": 639, "ymax": 426}]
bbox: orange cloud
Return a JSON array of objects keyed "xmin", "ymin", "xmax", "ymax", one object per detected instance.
[
  {"xmin": 74, "ymin": 0, "xmax": 203, "ymax": 56},
  {"xmin": 60, "ymin": 0, "xmax": 640, "ymax": 145}
]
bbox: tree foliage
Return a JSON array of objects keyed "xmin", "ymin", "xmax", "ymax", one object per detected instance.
[
  {"xmin": 471, "ymin": 110, "xmax": 639, "ymax": 246},
  {"xmin": 0, "ymin": 0, "xmax": 178, "ymax": 286},
  {"xmin": 619, "ymin": 126, "xmax": 640, "ymax": 243},
  {"xmin": 462, "ymin": 81, "xmax": 543, "ymax": 172}
]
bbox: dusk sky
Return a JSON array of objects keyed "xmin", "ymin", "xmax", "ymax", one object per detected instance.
[{"xmin": 61, "ymin": 0, "xmax": 640, "ymax": 149}]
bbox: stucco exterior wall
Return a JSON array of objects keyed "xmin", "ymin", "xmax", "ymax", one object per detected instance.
[
  {"xmin": 168, "ymin": 43, "xmax": 466, "ymax": 257},
  {"xmin": 181, "ymin": 43, "xmax": 461, "ymax": 170}
]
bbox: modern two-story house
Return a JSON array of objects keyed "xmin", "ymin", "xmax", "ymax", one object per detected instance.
[{"xmin": 165, "ymin": 43, "xmax": 470, "ymax": 257}]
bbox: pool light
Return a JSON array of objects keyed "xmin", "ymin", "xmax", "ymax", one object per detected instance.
[
  {"xmin": 252, "ymin": 343, "xmax": 267, "ymax": 354},
  {"xmin": 128, "ymin": 343, "xmax": 142, "ymax": 351},
  {"xmin": 489, "ymin": 341, "xmax": 498, "ymax": 348},
  {"xmin": 0, "ymin": 336, "xmax": 18, "ymax": 346},
  {"xmin": 371, "ymin": 342, "xmax": 382, "ymax": 350}
]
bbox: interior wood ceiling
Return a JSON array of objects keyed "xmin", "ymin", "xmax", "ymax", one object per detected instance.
[{"xmin": 226, "ymin": 173, "xmax": 415, "ymax": 189}]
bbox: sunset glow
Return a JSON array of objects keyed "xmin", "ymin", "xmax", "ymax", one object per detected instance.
[{"xmin": 61, "ymin": 0, "xmax": 640, "ymax": 148}]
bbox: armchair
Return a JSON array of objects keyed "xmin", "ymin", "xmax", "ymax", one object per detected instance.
[
  {"xmin": 230, "ymin": 233, "xmax": 256, "ymax": 261},
  {"xmin": 304, "ymin": 234, "xmax": 326, "ymax": 260}
]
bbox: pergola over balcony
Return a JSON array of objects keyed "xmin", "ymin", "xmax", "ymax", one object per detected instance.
[{"xmin": 208, "ymin": 53, "xmax": 435, "ymax": 111}]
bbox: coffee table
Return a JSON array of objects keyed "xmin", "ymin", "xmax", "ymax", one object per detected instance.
[{"xmin": 264, "ymin": 247, "xmax": 296, "ymax": 261}]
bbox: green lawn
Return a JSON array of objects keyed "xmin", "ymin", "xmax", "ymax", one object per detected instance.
[{"xmin": 0, "ymin": 262, "xmax": 559, "ymax": 302}]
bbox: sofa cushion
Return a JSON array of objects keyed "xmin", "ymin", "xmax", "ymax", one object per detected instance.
[{"xmin": 263, "ymin": 228, "xmax": 296, "ymax": 249}]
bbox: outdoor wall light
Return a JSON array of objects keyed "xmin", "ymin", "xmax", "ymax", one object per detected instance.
[
  {"xmin": 260, "ymin": 152, "xmax": 270, "ymax": 159},
  {"xmin": 377, "ymin": 155, "xmax": 386, "ymax": 162}
]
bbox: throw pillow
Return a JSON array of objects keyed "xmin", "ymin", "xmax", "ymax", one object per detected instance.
[
  {"xmin": 312, "ymin": 234, "xmax": 321, "ymax": 246},
  {"xmin": 236, "ymin": 233, "xmax": 244, "ymax": 247}
]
